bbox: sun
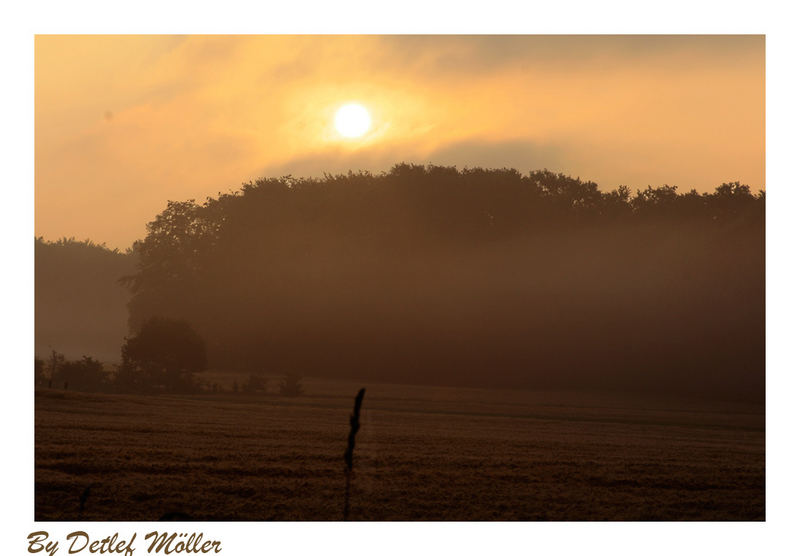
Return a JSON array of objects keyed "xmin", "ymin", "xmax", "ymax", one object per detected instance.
[{"xmin": 334, "ymin": 103, "xmax": 371, "ymax": 138}]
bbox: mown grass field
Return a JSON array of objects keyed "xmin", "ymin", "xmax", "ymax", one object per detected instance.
[{"xmin": 35, "ymin": 378, "xmax": 764, "ymax": 520}]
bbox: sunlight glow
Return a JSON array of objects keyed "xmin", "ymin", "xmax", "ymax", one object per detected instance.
[{"xmin": 334, "ymin": 103, "xmax": 371, "ymax": 138}]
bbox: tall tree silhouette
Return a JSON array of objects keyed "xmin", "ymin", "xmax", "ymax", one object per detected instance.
[{"xmin": 118, "ymin": 317, "xmax": 206, "ymax": 393}]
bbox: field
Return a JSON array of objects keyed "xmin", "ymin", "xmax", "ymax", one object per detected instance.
[{"xmin": 35, "ymin": 377, "xmax": 765, "ymax": 520}]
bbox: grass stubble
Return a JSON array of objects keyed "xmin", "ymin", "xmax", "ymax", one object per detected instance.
[{"xmin": 34, "ymin": 379, "xmax": 764, "ymax": 521}]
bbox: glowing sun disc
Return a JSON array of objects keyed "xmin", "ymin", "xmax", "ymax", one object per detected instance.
[{"xmin": 335, "ymin": 103, "xmax": 371, "ymax": 138}]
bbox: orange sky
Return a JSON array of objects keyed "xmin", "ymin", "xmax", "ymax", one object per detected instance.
[{"xmin": 35, "ymin": 35, "xmax": 764, "ymax": 248}]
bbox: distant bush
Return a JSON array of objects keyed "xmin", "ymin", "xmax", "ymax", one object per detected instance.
[
  {"xmin": 35, "ymin": 357, "xmax": 46, "ymax": 388},
  {"xmin": 54, "ymin": 356, "xmax": 110, "ymax": 392},
  {"xmin": 279, "ymin": 373, "xmax": 304, "ymax": 397},
  {"xmin": 242, "ymin": 373, "xmax": 267, "ymax": 394},
  {"xmin": 45, "ymin": 350, "xmax": 65, "ymax": 389},
  {"xmin": 117, "ymin": 317, "xmax": 206, "ymax": 394}
]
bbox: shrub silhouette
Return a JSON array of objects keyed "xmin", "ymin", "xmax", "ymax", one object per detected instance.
[
  {"xmin": 35, "ymin": 357, "xmax": 46, "ymax": 388},
  {"xmin": 54, "ymin": 356, "xmax": 109, "ymax": 392},
  {"xmin": 117, "ymin": 317, "xmax": 206, "ymax": 393},
  {"xmin": 46, "ymin": 349, "xmax": 65, "ymax": 386},
  {"xmin": 242, "ymin": 373, "xmax": 267, "ymax": 394},
  {"xmin": 278, "ymin": 373, "xmax": 304, "ymax": 397}
]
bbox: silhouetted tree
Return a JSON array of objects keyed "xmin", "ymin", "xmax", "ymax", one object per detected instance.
[
  {"xmin": 631, "ymin": 184, "xmax": 680, "ymax": 214},
  {"xmin": 47, "ymin": 350, "xmax": 65, "ymax": 388},
  {"xmin": 117, "ymin": 317, "xmax": 206, "ymax": 393}
]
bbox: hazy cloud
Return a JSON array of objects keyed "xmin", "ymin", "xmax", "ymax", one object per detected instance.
[{"xmin": 35, "ymin": 35, "xmax": 764, "ymax": 248}]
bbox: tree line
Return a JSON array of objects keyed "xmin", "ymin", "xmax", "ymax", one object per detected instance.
[
  {"xmin": 40, "ymin": 164, "xmax": 766, "ymax": 400},
  {"xmin": 35, "ymin": 237, "xmax": 134, "ymax": 361}
]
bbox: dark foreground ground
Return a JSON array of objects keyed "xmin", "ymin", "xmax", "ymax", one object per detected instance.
[{"xmin": 35, "ymin": 378, "xmax": 764, "ymax": 520}]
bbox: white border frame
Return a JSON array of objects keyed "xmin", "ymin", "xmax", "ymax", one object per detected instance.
[{"xmin": 4, "ymin": 2, "xmax": 797, "ymax": 555}]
